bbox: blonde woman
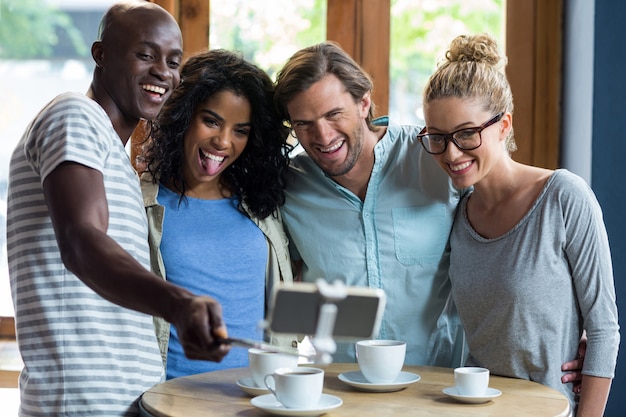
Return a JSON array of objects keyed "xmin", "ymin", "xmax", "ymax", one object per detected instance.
[{"xmin": 420, "ymin": 33, "xmax": 619, "ymax": 416}]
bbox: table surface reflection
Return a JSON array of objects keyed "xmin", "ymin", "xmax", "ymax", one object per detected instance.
[{"xmin": 141, "ymin": 363, "xmax": 571, "ymax": 417}]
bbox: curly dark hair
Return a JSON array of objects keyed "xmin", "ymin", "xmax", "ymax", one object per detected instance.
[{"xmin": 145, "ymin": 49, "xmax": 292, "ymax": 219}]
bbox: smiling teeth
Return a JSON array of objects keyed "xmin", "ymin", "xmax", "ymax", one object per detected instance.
[
  {"xmin": 200, "ymin": 149, "xmax": 225, "ymax": 162},
  {"xmin": 321, "ymin": 141, "xmax": 343, "ymax": 153},
  {"xmin": 142, "ymin": 84, "xmax": 166, "ymax": 95},
  {"xmin": 450, "ymin": 161, "xmax": 471, "ymax": 172}
]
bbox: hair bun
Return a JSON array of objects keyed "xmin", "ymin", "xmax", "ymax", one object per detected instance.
[{"xmin": 445, "ymin": 33, "xmax": 503, "ymax": 67}]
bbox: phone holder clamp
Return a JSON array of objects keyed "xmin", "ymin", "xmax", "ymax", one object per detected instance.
[{"xmin": 311, "ymin": 278, "xmax": 348, "ymax": 365}]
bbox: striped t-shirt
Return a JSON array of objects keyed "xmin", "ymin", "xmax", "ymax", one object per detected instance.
[{"xmin": 7, "ymin": 92, "xmax": 164, "ymax": 416}]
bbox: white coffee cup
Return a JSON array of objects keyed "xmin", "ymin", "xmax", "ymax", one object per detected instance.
[
  {"xmin": 248, "ymin": 348, "xmax": 299, "ymax": 388},
  {"xmin": 355, "ymin": 339, "xmax": 406, "ymax": 383},
  {"xmin": 454, "ymin": 366, "xmax": 490, "ymax": 396},
  {"xmin": 264, "ymin": 367, "xmax": 324, "ymax": 409}
]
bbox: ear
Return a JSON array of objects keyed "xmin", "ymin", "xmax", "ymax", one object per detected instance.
[
  {"xmin": 500, "ymin": 112, "xmax": 513, "ymax": 141},
  {"xmin": 358, "ymin": 91, "xmax": 372, "ymax": 118},
  {"xmin": 91, "ymin": 41, "xmax": 104, "ymax": 68}
]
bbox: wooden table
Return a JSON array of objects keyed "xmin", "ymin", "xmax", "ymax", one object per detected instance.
[{"xmin": 141, "ymin": 363, "xmax": 571, "ymax": 416}]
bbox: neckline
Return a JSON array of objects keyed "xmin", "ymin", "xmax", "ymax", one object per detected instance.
[{"xmin": 462, "ymin": 170, "xmax": 561, "ymax": 241}]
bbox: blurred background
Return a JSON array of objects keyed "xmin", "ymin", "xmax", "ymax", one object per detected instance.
[{"xmin": 0, "ymin": 0, "xmax": 504, "ymax": 317}]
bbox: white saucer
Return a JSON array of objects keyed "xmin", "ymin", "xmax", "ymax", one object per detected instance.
[
  {"xmin": 338, "ymin": 371, "xmax": 421, "ymax": 392},
  {"xmin": 442, "ymin": 386, "xmax": 502, "ymax": 404},
  {"xmin": 250, "ymin": 393, "xmax": 343, "ymax": 416},
  {"xmin": 236, "ymin": 377, "xmax": 269, "ymax": 397}
]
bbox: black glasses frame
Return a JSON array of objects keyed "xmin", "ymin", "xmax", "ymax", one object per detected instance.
[{"xmin": 417, "ymin": 112, "xmax": 504, "ymax": 155}]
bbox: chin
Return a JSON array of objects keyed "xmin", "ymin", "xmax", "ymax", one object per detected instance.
[
  {"xmin": 452, "ymin": 178, "xmax": 474, "ymax": 190},
  {"xmin": 141, "ymin": 110, "xmax": 160, "ymax": 121}
]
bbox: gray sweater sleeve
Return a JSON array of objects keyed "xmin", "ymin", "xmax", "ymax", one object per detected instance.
[{"xmin": 558, "ymin": 171, "xmax": 620, "ymax": 377}]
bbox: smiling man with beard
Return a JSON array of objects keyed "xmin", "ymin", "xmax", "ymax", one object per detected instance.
[{"xmin": 274, "ymin": 41, "xmax": 464, "ymax": 367}]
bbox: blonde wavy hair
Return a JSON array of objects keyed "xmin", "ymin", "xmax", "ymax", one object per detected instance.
[{"xmin": 423, "ymin": 33, "xmax": 516, "ymax": 153}]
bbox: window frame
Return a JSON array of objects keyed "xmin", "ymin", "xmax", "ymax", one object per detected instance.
[{"xmin": 147, "ymin": 0, "xmax": 561, "ymax": 170}]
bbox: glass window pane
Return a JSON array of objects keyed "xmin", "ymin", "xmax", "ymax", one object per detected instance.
[
  {"xmin": 209, "ymin": 0, "xmax": 326, "ymax": 79},
  {"xmin": 390, "ymin": 0, "xmax": 505, "ymax": 125}
]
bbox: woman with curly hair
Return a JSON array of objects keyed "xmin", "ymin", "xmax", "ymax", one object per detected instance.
[
  {"xmin": 140, "ymin": 49, "xmax": 294, "ymax": 379},
  {"xmin": 420, "ymin": 33, "xmax": 619, "ymax": 416}
]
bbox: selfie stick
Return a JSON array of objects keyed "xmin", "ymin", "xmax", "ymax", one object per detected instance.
[{"xmin": 311, "ymin": 278, "xmax": 348, "ymax": 365}]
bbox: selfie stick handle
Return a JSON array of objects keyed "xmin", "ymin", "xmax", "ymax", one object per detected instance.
[{"xmin": 312, "ymin": 278, "xmax": 348, "ymax": 365}]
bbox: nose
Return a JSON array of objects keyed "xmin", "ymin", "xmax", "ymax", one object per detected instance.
[
  {"xmin": 151, "ymin": 58, "xmax": 174, "ymax": 81},
  {"xmin": 312, "ymin": 119, "xmax": 334, "ymax": 142},
  {"xmin": 443, "ymin": 138, "xmax": 464, "ymax": 159},
  {"xmin": 210, "ymin": 129, "xmax": 231, "ymax": 149}
]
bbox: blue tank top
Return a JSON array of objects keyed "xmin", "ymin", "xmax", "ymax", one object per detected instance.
[{"xmin": 157, "ymin": 185, "xmax": 267, "ymax": 379}]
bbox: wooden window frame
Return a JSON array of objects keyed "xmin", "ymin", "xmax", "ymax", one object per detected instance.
[
  {"xmin": 505, "ymin": 0, "xmax": 562, "ymax": 168},
  {"xmin": 145, "ymin": 0, "xmax": 561, "ymax": 169}
]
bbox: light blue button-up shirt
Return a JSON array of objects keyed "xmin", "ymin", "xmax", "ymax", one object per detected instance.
[{"xmin": 281, "ymin": 121, "xmax": 466, "ymax": 366}]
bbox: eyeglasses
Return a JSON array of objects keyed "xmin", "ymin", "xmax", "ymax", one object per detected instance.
[{"xmin": 417, "ymin": 112, "xmax": 504, "ymax": 155}]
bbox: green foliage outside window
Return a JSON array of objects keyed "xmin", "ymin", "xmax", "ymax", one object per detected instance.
[
  {"xmin": 390, "ymin": 0, "xmax": 504, "ymax": 123},
  {"xmin": 208, "ymin": 0, "xmax": 503, "ymax": 123},
  {"xmin": 0, "ymin": 0, "xmax": 502, "ymax": 123},
  {"xmin": 209, "ymin": 0, "xmax": 326, "ymax": 80},
  {"xmin": 0, "ymin": 0, "xmax": 87, "ymax": 59}
]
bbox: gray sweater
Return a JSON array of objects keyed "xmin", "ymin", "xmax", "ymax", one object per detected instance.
[{"xmin": 449, "ymin": 169, "xmax": 619, "ymax": 411}]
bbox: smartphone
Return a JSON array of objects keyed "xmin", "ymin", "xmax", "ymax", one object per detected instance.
[{"xmin": 266, "ymin": 281, "xmax": 386, "ymax": 340}]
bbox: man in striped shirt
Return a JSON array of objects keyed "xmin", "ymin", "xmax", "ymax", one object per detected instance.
[{"xmin": 6, "ymin": 2, "xmax": 230, "ymax": 416}]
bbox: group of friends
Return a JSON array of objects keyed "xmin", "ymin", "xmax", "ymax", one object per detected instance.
[{"xmin": 5, "ymin": 1, "xmax": 619, "ymax": 417}]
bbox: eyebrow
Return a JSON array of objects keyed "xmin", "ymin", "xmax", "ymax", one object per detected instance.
[
  {"xmin": 291, "ymin": 107, "xmax": 343, "ymax": 124},
  {"xmin": 428, "ymin": 121, "xmax": 476, "ymax": 133},
  {"xmin": 140, "ymin": 40, "xmax": 183, "ymax": 58},
  {"xmin": 199, "ymin": 109, "xmax": 252, "ymax": 127}
]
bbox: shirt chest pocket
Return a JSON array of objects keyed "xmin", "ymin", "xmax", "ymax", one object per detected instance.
[{"xmin": 392, "ymin": 205, "xmax": 451, "ymax": 266}]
